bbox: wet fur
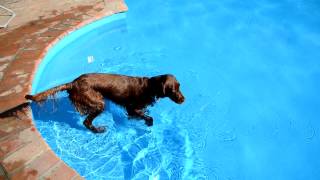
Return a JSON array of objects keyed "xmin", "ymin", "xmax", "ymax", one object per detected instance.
[{"xmin": 26, "ymin": 73, "xmax": 185, "ymax": 133}]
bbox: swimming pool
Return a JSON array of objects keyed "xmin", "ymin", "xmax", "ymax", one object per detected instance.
[{"xmin": 31, "ymin": 0, "xmax": 320, "ymax": 179}]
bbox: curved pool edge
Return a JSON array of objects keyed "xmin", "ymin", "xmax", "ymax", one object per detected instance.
[
  {"xmin": 31, "ymin": 12, "xmax": 127, "ymax": 94},
  {"xmin": 0, "ymin": 1, "xmax": 128, "ymax": 179}
]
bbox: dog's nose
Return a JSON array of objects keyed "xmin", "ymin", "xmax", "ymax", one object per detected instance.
[{"xmin": 178, "ymin": 96, "xmax": 185, "ymax": 104}]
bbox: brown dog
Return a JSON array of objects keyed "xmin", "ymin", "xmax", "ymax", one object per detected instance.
[{"xmin": 25, "ymin": 73, "xmax": 185, "ymax": 133}]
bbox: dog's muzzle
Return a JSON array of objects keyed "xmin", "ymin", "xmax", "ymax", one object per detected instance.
[{"xmin": 173, "ymin": 92, "xmax": 185, "ymax": 104}]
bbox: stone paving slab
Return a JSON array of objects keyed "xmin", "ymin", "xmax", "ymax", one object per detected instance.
[
  {"xmin": 10, "ymin": 150, "xmax": 60, "ymax": 180},
  {"xmin": 0, "ymin": 0, "xmax": 102, "ymax": 29},
  {"xmin": 0, "ymin": 8, "xmax": 12, "ymax": 27},
  {"xmin": 0, "ymin": 0, "xmax": 127, "ymax": 179}
]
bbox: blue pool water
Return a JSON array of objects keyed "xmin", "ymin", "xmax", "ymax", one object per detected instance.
[{"xmin": 31, "ymin": 0, "xmax": 320, "ymax": 179}]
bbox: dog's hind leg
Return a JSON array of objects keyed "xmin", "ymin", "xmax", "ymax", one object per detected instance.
[
  {"xmin": 83, "ymin": 110, "xmax": 106, "ymax": 133},
  {"xmin": 69, "ymin": 90, "xmax": 106, "ymax": 133}
]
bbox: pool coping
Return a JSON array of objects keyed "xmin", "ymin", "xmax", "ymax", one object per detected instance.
[{"xmin": 0, "ymin": 0, "xmax": 128, "ymax": 179}]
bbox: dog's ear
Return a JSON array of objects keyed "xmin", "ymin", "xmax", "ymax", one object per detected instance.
[
  {"xmin": 162, "ymin": 81, "xmax": 166, "ymax": 95},
  {"xmin": 151, "ymin": 74, "xmax": 170, "ymax": 96},
  {"xmin": 161, "ymin": 75, "xmax": 170, "ymax": 95}
]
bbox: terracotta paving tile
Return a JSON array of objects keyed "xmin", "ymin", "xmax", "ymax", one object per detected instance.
[
  {"xmin": 51, "ymin": 23, "xmax": 72, "ymax": 31},
  {"xmin": 0, "ymin": 62, "xmax": 9, "ymax": 71},
  {"xmin": 0, "ymin": 43, "xmax": 20, "ymax": 57},
  {"xmin": 72, "ymin": 175, "xmax": 84, "ymax": 180},
  {"xmin": 0, "ymin": 76, "xmax": 29, "ymax": 89},
  {"xmin": 0, "ymin": 107, "xmax": 31, "ymax": 121},
  {"xmin": 0, "ymin": 118, "xmax": 32, "ymax": 135},
  {"xmin": 0, "ymin": 116, "xmax": 16, "ymax": 126},
  {"xmin": 61, "ymin": 18, "xmax": 83, "ymax": 26},
  {"xmin": 10, "ymin": 150, "xmax": 60, "ymax": 180},
  {"xmin": 0, "ymin": 97, "xmax": 30, "ymax": 115},
  {"xmin": 41, "ymin": 162, "xmax": 77, "ymax": 180},
  {"xmin": 74, "ymin": 5, "xmax": 94, "ymax": 13},
  {"xmin": 0, "ymin": 130, "xmax": 11, "ymax": 142},
  {"xmin": 0, "ymin": 77, "xmax": 25, "ymax": 93},
  {"xmin": 0, "ymin": 161, "xmax": 6, "ymax": 179},
  {"xmin": 16, "ymin": 50, "xmax": 43, "ymax": 61},
  {"xmin": 0, "ymin": 56, "xmax": 15, "ymax": 63},
  {"xmin": 0, "ymin": 126, "xmax": 44, "ymax": 159},
  {"xmin": 40, "ymin": 29, "xmax": 65, "ymax": 38},
  {"xmin": 0, "ymin": 129, "xmax": 7, "ymax": 136},
  {"xmin": 0, "ymin": 150, "xmax": 4, "ymax": 159},
  {"xmin": 0, "ymin": 136, "xmax": 28, "ymax": 160},
  {"xmin": 0, "ymin": 174, "xmax": 6, "ymax": 180},
  {"xmin": 22, "ymin": 38, "xmax": 51, "ymax": 50},
  {"xmin": 1, "ymin": 136, "xmax": 48, "ymax": 173}
]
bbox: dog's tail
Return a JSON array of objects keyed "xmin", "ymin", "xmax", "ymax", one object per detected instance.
[{"xmin": 25, "ymin": 83, "xmax": 72, "ymax": 102}]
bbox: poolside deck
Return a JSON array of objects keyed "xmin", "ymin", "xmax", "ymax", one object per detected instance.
[{"xmin": 0, "ymin": 0, "xmax": 127, "ymax": 179}]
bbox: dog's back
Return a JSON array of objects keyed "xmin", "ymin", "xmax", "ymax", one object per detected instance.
[{"xmin": 71, "ymin": 73, "xmax": 153, "ymax": 107}]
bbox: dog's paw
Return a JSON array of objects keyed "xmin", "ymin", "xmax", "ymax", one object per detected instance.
[
  {"xmin": 93, "ymin": 126, "xmax": 107, "ymax": 133},
  {"xmin": 145, "ymin": 118, "xmax": 153, "ymax": 126}
]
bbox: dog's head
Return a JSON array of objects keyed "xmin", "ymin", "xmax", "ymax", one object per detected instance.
[{"xmin": 150, "ymin": 74, "xmax": 185, "ymax": 104}]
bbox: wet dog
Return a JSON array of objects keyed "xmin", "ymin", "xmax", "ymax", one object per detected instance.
[{"xmin": 25, "ymin": 73, "xmax": 185, "ymax": 133}]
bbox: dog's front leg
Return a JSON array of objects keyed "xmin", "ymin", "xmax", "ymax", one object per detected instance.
[{"xmin": 127, "ymin": 108, "xmax": 153, "ymax": 126}]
